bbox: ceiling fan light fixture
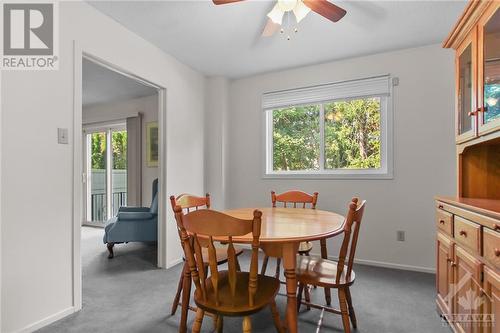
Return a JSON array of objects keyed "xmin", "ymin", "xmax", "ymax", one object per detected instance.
[
  {"xmin": 277, "ymin": 0, "xmax": 297, "ymax": 12},
  {"xmin": 293, "ymin": 0, "xmax": 311, "ymax": 23},
  {"xmin": 267, "ymin": 3, "xmax": 284, "ymax": 25}
]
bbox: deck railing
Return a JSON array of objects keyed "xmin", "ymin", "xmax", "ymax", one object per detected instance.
[{"xmin": 91, "ymin": 191, "xmax": 127, "ymax": 222}]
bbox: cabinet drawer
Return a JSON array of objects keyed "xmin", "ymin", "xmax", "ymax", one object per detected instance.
[
  {"xmin": 436, "ymin": 209, "xmax": 453, "ymax": 236},
  {"xmin": 483, "ymin": 228, "xmax": 500, "ymax": 269},
  {"xmin": 454, "ymin": 216, "xmax": 482, "ymax": 254}
]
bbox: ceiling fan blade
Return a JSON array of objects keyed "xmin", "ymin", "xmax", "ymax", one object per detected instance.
[
  {"xmin": 262, "ymin": 18, "xmax": 280, "ymax": 37},
  {"xmin": 212, "ymin": 0, "xmax": 244, "ymax": 5},
  {"xmin": 302, "ymin": 0, "xmax": 346, "ymax": 22}
]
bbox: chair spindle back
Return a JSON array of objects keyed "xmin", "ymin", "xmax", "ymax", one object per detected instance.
[
  {"xmin": 271, "ymin": 190, "xmax": 319, "ymax": 209},
  {"xmin": 170, "ymin": 193, "xmax": 210, "ymax": 213},
  {"xmin": 173, "ymin": 207, "xmax": 262, "ymax": 307},
  {"xmin": 335, "ymin": 198, "xmax": 366, "ymax": 284}
]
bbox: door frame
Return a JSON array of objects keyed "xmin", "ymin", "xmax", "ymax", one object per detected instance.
[{"xmin": 72, "ymin": 41, "xmax": 168, "ymax": 312}]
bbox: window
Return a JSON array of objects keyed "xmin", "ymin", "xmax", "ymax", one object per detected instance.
[{"xmin": 263, "ymin": 76, "xmax": 393, "ymax": 178}]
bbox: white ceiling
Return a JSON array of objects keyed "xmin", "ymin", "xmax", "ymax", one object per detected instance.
[
  {"xmin": 82, "ymin": 58, "xmax": 157, "ymax": 107},
  {"xmin": 88, "ymin": 0, "xmax": 467, "ymax": 78}
]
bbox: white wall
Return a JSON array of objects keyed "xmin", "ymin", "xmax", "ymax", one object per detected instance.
[
  {"xmin": 83, "ymin": 94, "xmax": 159, "ymax": 206},
  {"xmin": 224, "ymin": 44, "xmax": 456, "ymax": 272},
  {"xmin": 0, "ymin": 2, "xmax": 205, "ymax": 332}
]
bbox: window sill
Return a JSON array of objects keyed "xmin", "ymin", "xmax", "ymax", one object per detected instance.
[{"xmin": 262, "ymin": 171, "xmax": 394, "ymax": 180}]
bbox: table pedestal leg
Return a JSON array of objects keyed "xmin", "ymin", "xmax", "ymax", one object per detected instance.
[{"xmin": 282, "ymin": 242, "xmax": 299, "ymax": 333}]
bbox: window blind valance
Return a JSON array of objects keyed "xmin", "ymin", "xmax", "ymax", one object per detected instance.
[{"xmin": 262, "ymin": 75, "xmax": 391, "ymax": 110}]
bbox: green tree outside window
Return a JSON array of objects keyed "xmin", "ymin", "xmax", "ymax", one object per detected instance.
[
  {"xmin": 271, "ymin": 97, "xmax": 381, "ymax": 171},
  {"xmin": 91, "ymin": 131, "xmax": 128, "ymax": 170}
]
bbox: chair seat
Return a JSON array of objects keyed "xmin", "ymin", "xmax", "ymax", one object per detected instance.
[
  {"xmin": 298, "ymin": 241, "xmax": 313, "ymax": 254},
  {"xmin": 296, "ymin": 256, "xmax": 356, "ymax": 288},
  {"xmin": 194, "ymin": 271, "xmax": 280, "ymax": 317},
  {"xmin": 183, "ymin": 245, "xmax": 244, "ymax": 265}
]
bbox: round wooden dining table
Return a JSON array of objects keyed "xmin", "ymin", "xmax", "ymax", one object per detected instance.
[{"xmin": 222, "ymin": 207, "xmax": 345, "ymax": 333}]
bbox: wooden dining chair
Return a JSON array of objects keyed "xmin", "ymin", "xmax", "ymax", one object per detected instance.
[
  {"xmin": 173, "ymin": 206, "xmax": 284, "ymax": 333},
  {"xmin": 296, "ymin": 197, "xmax": 366, "ymax": 333},
  {"xmin": 261, "ymin": 190, "xmax": 328, "ymax": 307},
  {"xmin": 169, "ymin": 194, "xmax": 244, "ymax": 331}
]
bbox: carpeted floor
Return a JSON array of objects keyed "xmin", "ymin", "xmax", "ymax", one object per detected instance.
[{"xmin": 37, "ymin": 226, "xmax": 450, "ymax": 333}]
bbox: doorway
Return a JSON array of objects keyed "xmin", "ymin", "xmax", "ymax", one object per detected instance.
[{"xmin": 73, "ymin": 46, "xmax": 167, "ymax": 313}]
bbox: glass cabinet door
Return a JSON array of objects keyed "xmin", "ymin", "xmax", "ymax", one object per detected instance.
[
  {"xmin": 456, "ymin": 31, "xmax": 477, "ymax": 143},
  {"xmin": 479, "ymin": 5, "xmax": 500, "ymax": 135}
]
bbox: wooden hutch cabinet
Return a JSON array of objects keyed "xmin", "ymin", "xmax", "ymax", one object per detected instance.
[{"xmin": 438, "ymin": 1, "xmax": 500, "ymax": 332}]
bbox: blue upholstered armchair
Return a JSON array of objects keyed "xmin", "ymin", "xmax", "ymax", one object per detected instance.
[{"xmin": 103, "ymin": 179, "xmax": 158, "ymax": 258}]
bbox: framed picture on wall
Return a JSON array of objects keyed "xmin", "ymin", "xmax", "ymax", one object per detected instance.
[{"xmin": 146, "ymin": 121, "xmax": 159, "ymax": 167}]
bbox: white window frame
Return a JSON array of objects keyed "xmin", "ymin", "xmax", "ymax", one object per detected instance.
[{"xmin": 262, "ymin": 76, "xmax": 394, "ymax": 179}]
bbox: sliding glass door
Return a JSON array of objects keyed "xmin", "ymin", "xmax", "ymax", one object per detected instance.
[{"xmin": 84, "ymin": 125, "xmax": 127, "ymax": 226}]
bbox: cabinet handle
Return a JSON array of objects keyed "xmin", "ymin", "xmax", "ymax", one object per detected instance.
[
  {"xmin": 495, "ymin": 249, "xmax": 500, "ymax": 257},
  {"xmin": 450, "ymin": 261, "xmax": 457, "ymax": 267},
  {"xmin": 494, "ymin": 224, "xmax": 500, "ymax": 231},
  {"xmin": 459, "ymin": 230, "xmax": 467, "ymax": 237},
  {"xmin": 468, "ymin": 111, "xmax": 477, "ymax": 117}
]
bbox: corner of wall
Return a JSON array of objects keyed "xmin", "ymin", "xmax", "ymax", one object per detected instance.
[{"xmin": 204, "ymin": 77, "xmax": 230, "ymax": 210}]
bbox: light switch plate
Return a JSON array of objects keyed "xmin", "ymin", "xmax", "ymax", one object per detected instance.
[{"xmin": 58, "ymin": 128, "xmax": 69, "ymax": 144}]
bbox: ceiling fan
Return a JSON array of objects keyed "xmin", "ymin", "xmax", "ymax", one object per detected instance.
[{"xmin": 212, "ymin": 0, "xmax": 347, "ymax": 38}]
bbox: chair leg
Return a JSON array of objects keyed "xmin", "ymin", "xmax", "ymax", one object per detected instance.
[
  {"xmin": 179, "ymin": 264, "xmax": 191, "ymax": 333},
  {"xmin": 270, "ymin": 301, "xmax": 284, "ymax": 333},
  {"xmin": 345, "ymin": 287, "xmax": 357, "ymax": 329},
  {"xmin": 324, "ymin": 287, "xmax": 331, "ymax": 305},
  {"xmin": 242, "ymin": 316, "xmax": 252, "ymax": 333},
  {"xmin": 170, "ymin": 264, "xmax": 185, "ymax": 315},
  {"xmin": 304, "ymin": 284, "xmax": 311, "ymax": 311},
  {"xmin": 296, "ymin": 283, "xmax": 304, "ymax": 312},
  {"xmin": 107, "ymin": 242, "xmax": 114, "ymax": 259},
  {"xmin": 216, "ymin": 315, "xmax": 223, "ymax": 333},
  {"xmin": 236, "ymin": 258, "xmax": 241, "ymax": 272},
  {"xmin": 192, "ymin": 308, "xmax": 205, "ymax": 333},
  {"xmin": 261, "ymin": 255, "xmax": 269, "ymax": 275},
  {"xmin": 275, "ymin": 258, "xmax": 281, "ymax": 279},
  {"xmin": 338, "ymin": 288, "xmax": 351, "ymax": 333}
]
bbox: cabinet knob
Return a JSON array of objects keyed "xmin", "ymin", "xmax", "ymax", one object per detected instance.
[
  {"xmin": 439, "ymin": 220, "xmax": 445, "ymax": 225},
  {"xmin": 450, "ymin": 261, "xmax": 457, "ymax": 267},
  {"xmin": 494, "ymin": 224, "xmax": 500, "ymax": 231},
  {"xmin": 468, "ymin": 111, "xmax": 477, "ymax": 117},
  {"xmin": 438, "ymin": 204, "xmax": 444, "ymax": 209},
  {"xmin": 495, "ymin": 248, "xmax": 500, "ymax": 257},
  {"xmin": 459, "ymin": 230, "xmax": 467, "ymax": 237}
]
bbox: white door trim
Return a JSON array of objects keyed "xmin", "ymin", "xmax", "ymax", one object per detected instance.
[{"xmin": 72, "ymin": 41, "xmax": 168, "ymax": 312}]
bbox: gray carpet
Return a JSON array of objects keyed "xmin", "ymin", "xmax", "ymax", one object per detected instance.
[{"xmin": 38, "ymin": 227, "xmax": 450, "ymax": 333}]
